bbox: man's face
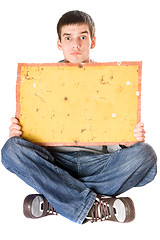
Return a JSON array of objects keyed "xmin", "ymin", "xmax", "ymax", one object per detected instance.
[{"xmin": 57, "ymin": 24, "xmax": 96, "ymax": 63}]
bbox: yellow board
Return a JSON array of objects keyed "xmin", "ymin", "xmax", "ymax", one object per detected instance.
[{"xmin": 16, "ymin": 62, "xmax": 142, "ymax": 146}]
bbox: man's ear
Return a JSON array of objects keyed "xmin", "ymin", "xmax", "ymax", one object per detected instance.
[
  {"xmin": 57, "ymin": 38, "xmax": 62, "ymax": 50},
  {"xmin": 90, "ymin": 36, "xmax": 96, "ymax": 49}
]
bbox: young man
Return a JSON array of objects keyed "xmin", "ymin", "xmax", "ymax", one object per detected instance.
[{"xmin": 1, "ymin": 10, "xmax": 157, "ymax": 224}]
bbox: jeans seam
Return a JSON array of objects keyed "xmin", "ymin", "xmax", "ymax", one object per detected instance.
[{"xmin": 76, "ymin": 191, "xmax": 97, "ymax": 224}]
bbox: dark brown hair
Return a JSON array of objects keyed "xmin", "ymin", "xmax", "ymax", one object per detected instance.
[{"xmin": 57, "ymin": 10, "xmax": 95, "ymax": 41}]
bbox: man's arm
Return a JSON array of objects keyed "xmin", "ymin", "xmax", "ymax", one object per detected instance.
[{"xmin": 9, "ymin": 117, "xmax": 22, "ymax": 138}]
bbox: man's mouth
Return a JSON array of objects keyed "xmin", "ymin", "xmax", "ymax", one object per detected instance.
[{"xmin": 70, "ymin": 52, "xmax": 82, "ymax": 55}]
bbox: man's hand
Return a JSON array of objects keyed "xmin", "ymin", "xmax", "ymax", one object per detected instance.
[
  {"xmin": 9, "ymin": 117, "xmax": 22, "ymax": 138},
  {"xmin": 121, "ymin": 122, "xmax": 146, "ymax": 147},
  {"xmin": 133, "ymin": 122, "xmax": 146, "ymax": 142}
]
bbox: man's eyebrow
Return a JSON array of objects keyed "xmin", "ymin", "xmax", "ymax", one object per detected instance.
[
  {"xmin": 62, "ymin": 31, "xmax": 89, "ymax": 37},
  {"xmin": 80, "ymin": 31, "xmax": 89, "ymax": 34},
  {"xmin": 62, "ymin": 33, "xmax": 71, "ymax": 36}
]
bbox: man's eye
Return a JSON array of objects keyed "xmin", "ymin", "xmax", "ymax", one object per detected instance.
[
  {"xmin": 65, "ymin": 37, "xmax": 71, "ymax": 40},
  {"xmin": 81, "ymin": 36, "xmax": 86, "ymax": 40}
]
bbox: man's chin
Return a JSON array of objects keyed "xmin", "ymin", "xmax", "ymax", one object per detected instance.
[
  {"xmin": 65, "ymin": 56, "xmax": 89, "ymax": 64},
  {"xmin": 66, "ymin": 59, "xmax": 82, "ymax": 64}
]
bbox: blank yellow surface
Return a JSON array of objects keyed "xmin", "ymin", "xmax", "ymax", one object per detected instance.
[{"xmin": 17, "ymin": 63, "xmax": 141, "ymax": 146}]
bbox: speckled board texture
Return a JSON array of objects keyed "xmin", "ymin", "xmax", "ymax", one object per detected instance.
[{"xmin": 16, "ymin": 62, "xmax": 142, "ymax": 146}]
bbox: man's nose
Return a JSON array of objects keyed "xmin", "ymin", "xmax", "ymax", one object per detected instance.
[{"xmin": 72, "ymin": 39, "xmax": 81, "ymax": 49}]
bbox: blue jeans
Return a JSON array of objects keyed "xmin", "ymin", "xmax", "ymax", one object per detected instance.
[{"xmin": 1, "ymin": 137, "xmax": 157, "ymax": 224}]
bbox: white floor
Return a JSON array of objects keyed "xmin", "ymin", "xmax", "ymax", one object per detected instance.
[{"xmin": 0, "ymin": 0, "xmax": 160, "ymax": 239}]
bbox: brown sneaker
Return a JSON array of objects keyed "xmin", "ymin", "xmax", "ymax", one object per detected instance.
[
  {"xmin": 84, "ymin": 195, "xmax": 135, "ymax": 223},
  {"xmin": 23, "ymin": 194, "xmax": 58, "ymax": 219}
]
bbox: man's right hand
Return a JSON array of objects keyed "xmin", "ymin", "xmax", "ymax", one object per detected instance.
[{"xmin": 9, "ymin": 117, "xmax": 22, "ymax": 138}]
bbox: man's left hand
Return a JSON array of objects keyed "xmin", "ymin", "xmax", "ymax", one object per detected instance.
[
  {"xmin": 121, "ymin": 122, "xmax": 146, "ymax": 147},
  {"xmin": 134, "ymin": 122, "xmax": 146, "ymax": 142}
]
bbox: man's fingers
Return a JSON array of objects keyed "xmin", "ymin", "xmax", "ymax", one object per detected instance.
[
  {"xmin": 136, "ymin": 136, "xmax": 145, "ymax": 142},
  {"xmin": 134, "ymin": 132, "xmax": 145, "ymax": 137},
  {"xmin": 134, "ymin": 127, "xmax": 146, "ymax": 133},
  {"xmin": 9, "ymin": 123, "xmax": 21, "ymax": 131},
  {"xmin": 9, "ymin": 117, "xmax": 22, "ymax": 138},
  {"xmin": 11, "ymin": 117, "xmax": 20, "ymax": 124},
  {"xmin": 135, "ymin": 122, "xmax": 144, "ymax": 128},
  {"xmin": 9, "ymin": 130, "xmax": 22, "ymax": 138}
]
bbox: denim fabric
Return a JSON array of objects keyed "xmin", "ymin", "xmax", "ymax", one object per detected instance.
[{"xmin": 1, "ymin": 137, "xmax": 157, "ymax": 223}]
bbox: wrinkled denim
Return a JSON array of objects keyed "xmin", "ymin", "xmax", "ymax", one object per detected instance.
[{"xmin": 1, "ymin": 137, "xmax": 157, "ymax": 223}]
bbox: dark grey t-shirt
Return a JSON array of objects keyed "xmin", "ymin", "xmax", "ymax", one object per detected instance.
[{"xmin": 45, "ymin": 145, "xmax": 122, "ymax": 154}]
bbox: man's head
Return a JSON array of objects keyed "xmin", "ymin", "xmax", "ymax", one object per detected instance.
[{"xmin": 57, "ymin": 10, "xmax": 96, "ymax": 63}]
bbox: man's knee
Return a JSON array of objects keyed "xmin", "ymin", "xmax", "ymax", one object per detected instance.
[
  {"xmin": 2, "ymin": 136, "xmax": 18, "ymax": 153},
  {"xmin": 1, "ymin": 137, "xmax": 22, "ymax": 168},
  {"xmin": 133, "ymin": 142, "xmax": 157, "ymax": 166}
]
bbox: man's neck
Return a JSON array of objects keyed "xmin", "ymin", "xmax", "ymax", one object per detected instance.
[{"xmin": 61, "ymin": 59, "xmax": 94, "ymax": 63}]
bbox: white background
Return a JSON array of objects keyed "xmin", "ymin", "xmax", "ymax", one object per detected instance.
[{"xmin": 0, "ymin": 0, "xmax": 159, "ymax": 239}]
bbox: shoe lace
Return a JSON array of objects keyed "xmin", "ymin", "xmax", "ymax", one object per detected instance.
[
  {"xmin": 47, "ymin": 202, "xmax": 58, "ymax": 216},
  {"xmin": 90, "ymin": 198, "xmax": 111, "ymax": 222}
]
